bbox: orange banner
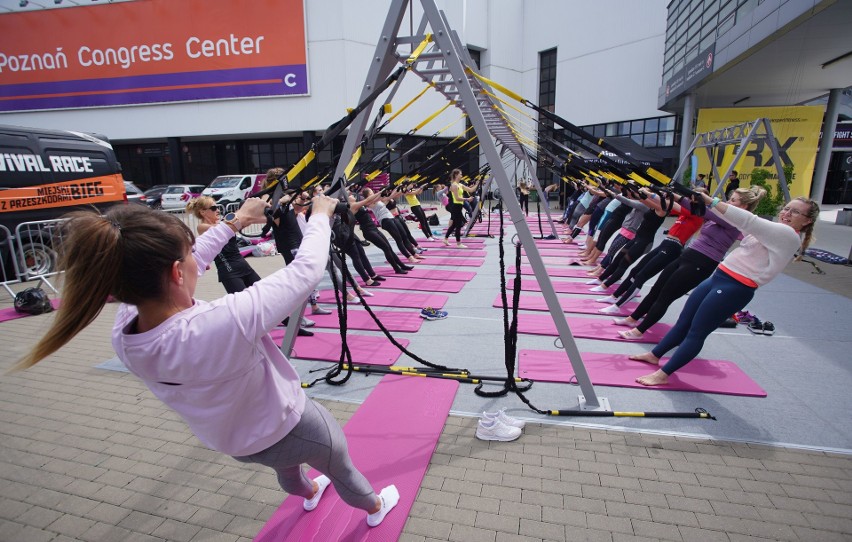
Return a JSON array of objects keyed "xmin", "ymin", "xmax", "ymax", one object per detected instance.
[
  {"xmin": 0, "ymin": 0, "xmax": 308, "ymax": 110},
  {"xmin": 0, "ymin": 174, "xmax": 125, "ymax": 213}
]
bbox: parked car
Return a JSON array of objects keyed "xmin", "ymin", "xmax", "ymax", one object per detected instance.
[
  {"xmin": 159, "ymin": 184, "xmax": 206, "ymax": 210},
  {"xmin": 201, "ymin": 174, "xmax": 266, "ymax": 207},
  {"xmin": 142, "ymin": 184, "xmax": 170, "ymax": 209},
  {"xmin": 124, "ymin": 181, "xmax": 147, "ymax": 205}
]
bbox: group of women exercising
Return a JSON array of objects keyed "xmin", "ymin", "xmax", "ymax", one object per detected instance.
[
  {"xmin": 13, "ymin": 165, "xmax": 818, "ymax": 525},
  {"xmin": 561, "ymin": 180, "xmax": 819, "ymax": 387}
]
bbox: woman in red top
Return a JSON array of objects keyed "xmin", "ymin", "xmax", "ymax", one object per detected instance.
[{"xmin": 596, "ymin": 192, "xmax": 704, "ymax": 314}]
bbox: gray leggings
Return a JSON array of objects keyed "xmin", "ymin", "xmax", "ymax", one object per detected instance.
[{"xmin": 233, "ymin": 399, "xmax": 377, "ymax": 511}]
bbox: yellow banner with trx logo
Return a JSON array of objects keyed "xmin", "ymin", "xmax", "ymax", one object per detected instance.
[{"xmin": 695, "ymin": 106, "xmax": 824, "ymax": 198}]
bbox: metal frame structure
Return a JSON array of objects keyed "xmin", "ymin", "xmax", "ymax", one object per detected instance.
[
  {"xmin": 673, "ymin": 118, "xmax": 791, "ymax": 201},
  {"xmin": 291, "ymin": 0, "xmax": 607, "ymax": 409}
]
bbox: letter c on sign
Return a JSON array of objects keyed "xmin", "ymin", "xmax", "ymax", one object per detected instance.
[{"xmin": 284, "ymin": 73, "xmax": 297, "ymax": 88}]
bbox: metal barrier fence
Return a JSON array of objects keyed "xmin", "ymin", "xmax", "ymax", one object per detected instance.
[{"xmin": 0, "ymin": 225, "xmax": 18, "ymax": 298}]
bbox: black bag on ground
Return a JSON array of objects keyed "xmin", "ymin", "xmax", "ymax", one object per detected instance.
[
  {"xmin": 428, "ymin": 213, "xmax": 439, "ymax": 226},
  {"xmin": 14, "ymin": 287, "xmax": 53, "ymax": 315}
]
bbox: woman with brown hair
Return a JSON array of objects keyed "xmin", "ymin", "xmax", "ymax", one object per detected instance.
[
  {"xmin": 186, "ymin": 196, "xmax": 261, "ymax": 294},
  {"xmin": 13, "ymin": 196, "xmax": 399, "ymax": 526}
]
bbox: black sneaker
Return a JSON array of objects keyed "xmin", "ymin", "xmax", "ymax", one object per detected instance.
[
  {"xmin": 372, "ymin": 275, "xmax": 387, "ymax": 281},
  {"xmin": 297, "ymin": 328, "xmax": 314, "ymax": 337},
  {"xmin": 762, "ymin": 321, "xmax": 775, "ymax": 336},
  {"xmin": 360, "ymin": 239, "xmax": 371, "ymax": 247},
  {"xmin": 747, "ymin": 318, "xmax": 764, "ymax": 335}
]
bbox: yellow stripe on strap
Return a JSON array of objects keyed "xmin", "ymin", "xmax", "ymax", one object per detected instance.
[
  {"xmin": 286, "ymin": 149, "xmax": 316, "ymax": 182},
  {"xmin": 343, "ymin": 147, "xmax": 363, "ymax": 178},
  {"xmin": 467, "ymin": 68, "xmax": 525, "ymax": 103},
  {"xmin": 413, "ymin": 101, "xmax": 454, "ymax": 132},
  {"xmin": 387, "ymin": 83, "xmax": 433, "ymax": 124},
  {"xmin": 628, "ymin": 172, "xmax": 651, "ymax": 186},
  {"xmin": 406, "ymin": 34, "xmax": 433, "ymax": 65},
  {"xmin": 645, "ymin": 167, "xmax": 671, "ymax": 185}
]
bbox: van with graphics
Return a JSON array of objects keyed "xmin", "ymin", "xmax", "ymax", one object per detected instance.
[
  {"xmin": 0, "ymin": 125, "xmax": 126, "ymax": 279},
  {"xmin": 201, "ymin": 173, "xmax": 266, "ymax": 207}
]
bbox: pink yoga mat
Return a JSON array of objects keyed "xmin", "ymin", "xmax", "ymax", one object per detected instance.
[
  {"xmin": 303, "ymin": 309, "xmax": 424, "ymax": 333},
  {"xmin": 420, "ymin": 237, "xmax": 485, "ymax": 246},
  {"xmin": 418, "ymin": 248, "xmax": 487, "ymax": 258},
  {"xmin": 523, "ymin": 247, "xmax": 585, "ymax": 257},
  {"xmin": 517, "ymin": 350, "xmax": 766, "ymax": 397},
  {"xmin": 355, "ymin": 276, "xmax": 465, "ymax": 293},
  {"xmin": 514, "ymin": 278, "xmax": 618, "ymax": 295},
  {"xmin": 317, "ymin": 290, "xmax": 448, "ymax": 309},
  {"xmin": 492, "ymin": 294, "xmax": 638, "ymax": 317},
  {"xmin": 516, "ymin": 313, "xmax": 670, "ymax": 343},
  {"xmin": 507, "ymin": 266, "xmax": 592, "ymax": 278},
  {"xmin": 0, "ymin": 299, "xmax": 61, "ymax": 323},
  {"xmin": 254, "ymin": 374, "xmax": 459, "ymax": 541},
  {"xmin": 529, "ymin": 256, "xmax": 591, "ymax": 267},
  {"xmin": 415, "ymin": 257, "xmax": 484, "ymax": 267},
  {"xmin": 373, "ymin": 267, "xmax": 476, "ymax": 281},
  {"xmin": 269, "ymin": 330, "xmax": 409, "ymax": 365}
]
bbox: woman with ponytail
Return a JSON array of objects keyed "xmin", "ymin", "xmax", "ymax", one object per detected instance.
[
  {"xmin": 186, "ymin": 196, "xmax": 260, "ymax": 294},
  {"xmin": 14, "ymin": 196, "xmax": 399, "ymax": 527},
  {"xmin": 631, "ymin": 192, "xmax": 819, "ymax": 386}
]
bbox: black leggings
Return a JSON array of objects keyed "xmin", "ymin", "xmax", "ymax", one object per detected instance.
[
  {"xmin": 381, "ymin": 217, "xmax": 416, "ymax": 257},
  {"xmin": 445, "ymin": 203, "xmax": 466, "ymax": 242},
  {"xmin": 599, "ymin": 233, "xmax": 631, "ymax": 268},
  {"xmin": 601, "ymin": 235, "xmax": 654, "ymax": 286},
  {"xmin": 519, "ymin": 193, "xmax": 529, "ymax": 215},
  {"xmin": 342, "ymin": 239, "xmax": 376, "ymax": 282},
  {"xmin": 395, "ymin": 215, "xmax": 420, "ymax": 248},
  {"xmin": 220, "ymin": 270, "xmax": 261, "ymax": 294},
  {"xmin": 410, "ymin": 205, "xmax": 433, "ymax": 239},
  {"xmin": 632, "ymin": 248, "xmax": 719, "ymax": 333},
  {"xmin": 612, "ymin": 238, "xmax": 683, "ymax": 305},
  {"xmin": 360, "ymin": 225, "xmax": 406, "ymax": 271}
]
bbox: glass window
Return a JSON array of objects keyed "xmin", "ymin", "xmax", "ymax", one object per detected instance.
[
  {"xmin": 619, "ymin": 122, "xmax": 631, "ymax": 135},
  {"xmin": 659, "ymin": 132, "xmax": 675, "ymax": 147},
  {"xmin": 717, "ymin": 11, "xmax": 735, "ymax": 36},
  {"xmin": 659, "ymin": 117, "xmax": 675, "ymax": 131},
  {"xmin": 593, "ymin": 125, "xmax": 605, "ymax": 138},
  {"xmin": 645, "ymin": 118, "xmax": 659, "ymax": 132},
  {"xmin": 644, "ymin": 134, "xmax": 658, "ymax": 147},
  {"xmin": 631, "ymin": 120, "xmax": 644, "ymax": 134},
  {"xmin": 631, "ymin": 135, "xmax": 644, "ymax": 145},
  {"xmin": 606, "ymin": 123, "xmax": 618, "ymax": 136}
]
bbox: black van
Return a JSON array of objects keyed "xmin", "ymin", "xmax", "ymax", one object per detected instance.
[{"xmin": 0, "ymin": 125, "xmax": 127, "ymax": 280}]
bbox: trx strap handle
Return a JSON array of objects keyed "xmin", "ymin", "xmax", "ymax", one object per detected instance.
[{"xmin": 547, "ymin": 408, "xmax": 716, "ymax": 420}]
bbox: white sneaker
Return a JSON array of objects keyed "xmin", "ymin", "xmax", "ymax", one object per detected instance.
[
  {"xmin": 475, "ymin": 417, "xmax": 522, "ymax": 441},
  {"xmin": 595, "ymin": 295, "xmax": 617, "ymax": 304},
  {"xmin": 597, "ymin": 304, "xmax": 621, "ymax": 314},
  {"xmin": 366, "ymin": 485, "xmax": 400, "ymax": 527},
  {"xmin": 303, "ymin": 475, "xmax": 331, "ymax": 511},
  {"xmin": 612, "ymin": 317, "xmax": 637, "ymax": 327},
  {"xmin": 301, "ymin": 317, "xmax": 315, "ymax": 328},
  {"xmin": 589, "ymin": 285, "xmax": 607, "ymax": 292},
  {"xmin": 482, "ymin": 408, "xmax": 525, "ymax": 429},
  {"xmin": 584, "ymin": 278, "xmax": 601, "ymax": 285}
]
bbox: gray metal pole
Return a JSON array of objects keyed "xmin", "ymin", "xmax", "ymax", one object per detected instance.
[
  {"xmin": 679, "ymin": 93, "xmax": 695, "ymax": 174},
  {"xmin": 810, "ymin": 88, "xmax": 842, "ymax": 203}
]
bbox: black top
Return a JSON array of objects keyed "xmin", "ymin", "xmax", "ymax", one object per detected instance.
[
  {"xmin": 354, "ymin": 206, "xmax": 379, "ymax": 231},
  {"xmin": 214, "ymin": 237, "xmax": 255, "ymax": 280},
  {"xmin": 634, "ymin": 208, "xmax": 666, "ymax": 240},
  {"xmin": 262, "ymin": 206, "xmax": 302, "ymax": 263}
]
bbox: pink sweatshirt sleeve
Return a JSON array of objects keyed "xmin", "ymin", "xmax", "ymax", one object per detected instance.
[
  {"xmin": 192, "ymin": 223, "xmax": 235, "ymax": 276},
  {"xmin": 224, "ymin": 214, "xmax": 331, "ymax": 342}
]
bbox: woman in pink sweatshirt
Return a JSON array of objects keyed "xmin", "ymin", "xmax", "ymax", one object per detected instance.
[
  {"xmin": 631, "ymin": 194, "xmax": 819, "ymax": 386},
  {"xmin": 14, "ymin": 195, "xmax": 399, "ymax": 527}
]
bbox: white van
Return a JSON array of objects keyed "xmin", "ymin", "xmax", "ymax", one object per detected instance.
[{"xmin": 202, "ymin": 174, "xmax": 267, "ymax": 206}]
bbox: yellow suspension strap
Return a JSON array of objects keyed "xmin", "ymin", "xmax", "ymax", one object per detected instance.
[{"xmin": 469, "ymin": 69, "xmax": 672, "ymax": 188}]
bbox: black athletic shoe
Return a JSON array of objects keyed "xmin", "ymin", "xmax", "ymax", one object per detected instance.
[
  {"xmin": 297, "ymin": 327, "xmax": 314, "ymax": 337},
  {"xmin": 747, "ymin": 318, "xmax": 764, "ymax": 334},
  {"xmin": 762, "ymin": 321, "xmax": 775, "ymax": 335},
  {"xmin": 372, "ymin": 275, "xmax": 387, "ymax": 281},
  {"xmin": 360, "ymin": 239, "xmax": 371, "ymax": 247},
  {"xmin": 401, "ymin": 265, "xmax": 415, "ymax": 271}
]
